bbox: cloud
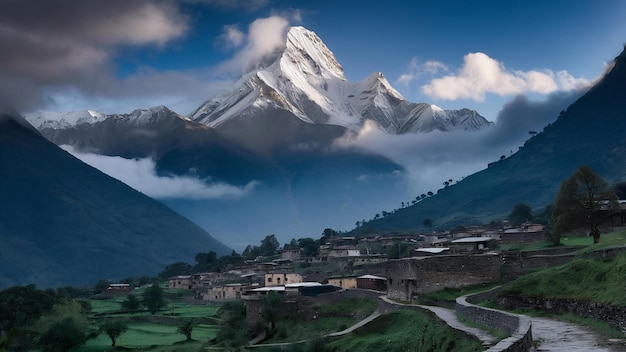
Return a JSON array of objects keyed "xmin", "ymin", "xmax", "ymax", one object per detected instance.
[
  {"xmin": 421, "ymin": 52, "xmax": 591, "ymax": 101},
  {"xmin": 397, "ymin": 57, "xmax": 447, "ymax": 86},
  {"xmin": 219, "ymin": 25, "xmax": 245, "ymax": 48},
  {"xmin": 182, "ymin": 0, "xmax": 270, "ymax": 11},
  {"xmin": 336, "ymin": 90, "xmax": 585, "ymax": 195},
  {"xmin": 216, "ymin": 16, "xmax": 291, "ymax": 74},
  {"xmin": 62, "ymin": 145, "xmax": 259, "ymax": 200},
  {"xmin": 0, "ymin": 0, "xmax": 189, "ymax": 113}
]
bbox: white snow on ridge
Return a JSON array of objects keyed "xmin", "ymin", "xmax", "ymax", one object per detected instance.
[
  {"xmin": 24, "ymin": 110, "xmax": 106, "ymax": 129},
  {"xmin": 190, "ymin": 26, "xmax": 490, "ymax": 135},
  {"xmin": 25, "ymin": 106, "xmax": 190, "ymax": 130}
]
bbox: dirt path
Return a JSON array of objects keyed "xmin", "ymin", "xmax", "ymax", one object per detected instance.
[{"xmin": 531, "ymin": 317, "xmax": 626, "ymax": 352}]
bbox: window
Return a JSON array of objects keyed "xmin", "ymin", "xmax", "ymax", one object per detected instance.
[{"xmin": 268, "ymin": 277, "xmax": 273, "ymax": 283}]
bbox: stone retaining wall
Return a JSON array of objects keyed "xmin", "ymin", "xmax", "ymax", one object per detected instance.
[
  {"xmin": 456, "ymin": 287, "xmax": 533, "ymax": 352},
  {"xmin": 386, "ymin": 254, "xmax": 502, "ymax": 300}
]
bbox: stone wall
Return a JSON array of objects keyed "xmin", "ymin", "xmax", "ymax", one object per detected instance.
[
  {"xmin": 386, "ymin": 254, "xmax": 502, "ymax": 300},
  {"xmin": 498, "ymin": 293, "xmax": 626, "ymax": 334},
  {"xmin": 456, "ymin": 288, "xmax": 534, "ymax": 352},
  {"xmin": 502, "ymin": 245, "xmax": 626, "ymax": 280}
]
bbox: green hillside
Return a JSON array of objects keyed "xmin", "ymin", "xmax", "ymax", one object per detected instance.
[{"xmin": 357, "ymin": 47, "xmax": 626, "ymax": 232}]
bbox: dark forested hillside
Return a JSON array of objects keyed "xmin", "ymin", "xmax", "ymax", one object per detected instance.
[{"xmin": 0, "ymin": 114, "xmax": 230, "ymax": 288}]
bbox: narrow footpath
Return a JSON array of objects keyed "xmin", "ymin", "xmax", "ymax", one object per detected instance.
[
  {"xmin": 531, "ymin": 317, "xmax": 626, "ymax": 352},
  {"xmin": 249, "ymin": 292, "xmax": 626, "ymax": 351},
  {"xmin": 379, "ymin": 295, "xmax": 497, "ymax": 347}
]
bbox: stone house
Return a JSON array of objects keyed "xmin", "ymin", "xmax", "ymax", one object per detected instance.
[
  {"xmin": 328, "ymin": 246, "xmax": 360, "ymax": 257},
  {"xmin": 201, "ymin": 283, "xmax": 258, "ymax": 302},
  {"xmin": 448, "ymin": 237, "xmax": 497, "ymax": 253},
  {"xmin": 386, "ymin": 254, "xmax": 502, "ymax": 301},
  {"xmin": 327, "ymin": 276, "xmax": 357, "ymax": 290},
  {"xmin": 168, "ymin": 275, "xmax": 192, "ymax": 289},
  {"xmin": 265, "ymin": 273, "xmax": 303, "ymax": 287},
  {"xmin": 281, "ymin": 249, "xmax": 301, "ymax": 261},
  {"xmin": 356, "ymin": 275, "xmax": 387, "ymax": 292},
  {"xmin": 103, "ymin": 283, "xmax": 132, "ymax": 296}
]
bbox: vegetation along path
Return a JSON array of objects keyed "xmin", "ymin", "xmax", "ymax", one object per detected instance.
[
  {"xmin": 379, "ymin": 295, "xmax": 497, "ymax": 347},
  {"xmin": 382, "ymin": 293, "xmax": 626, "ymax": 351}
]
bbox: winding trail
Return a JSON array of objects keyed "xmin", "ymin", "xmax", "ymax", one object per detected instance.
[
  {"xmin": 248, "ymin": 290, "xmax": 626, "ymax": 351},
  {"xmin": 531, "ymin": 317, "xmax": 625, "ymax": 352},
  {"xmin": 379, "ymin": 295, "xmax": 497, "ymax": 346}
]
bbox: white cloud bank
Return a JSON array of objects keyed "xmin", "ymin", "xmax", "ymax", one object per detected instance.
[
  {"xmin": 62, "ymin": 146, "xmax": 259, "ymax": 200},
  {"xmin": 336, "ymin": 89, "xmax": 586, "ymax": 196},
  {"xmin": 420, "ymin": 52, "xmax": 591, "ymax": 101}
]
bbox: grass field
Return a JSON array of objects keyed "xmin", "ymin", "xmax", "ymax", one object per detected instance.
[{"xmin": 80, "ymin": 286, "xmax": 220, "ymax": 351}]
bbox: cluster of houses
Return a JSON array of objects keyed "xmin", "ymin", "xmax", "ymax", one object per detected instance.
[{"xmin": 161, "ymin": 223, "xmax": 547, "ymax": 302}]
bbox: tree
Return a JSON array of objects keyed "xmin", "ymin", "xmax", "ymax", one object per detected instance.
[
  {"xmin": 386, "ymin": 242, "xmax": 410, "ymax": 259},
  {"xmin": 142, "ymin": 284, "xmax": 166, "ymax": 314},
  {"xmin": 101, "ymin": 319, "xmax": 128, "ymax": 347},
  {"xmin": 0, "ymin": 285, "xmax": 56, "ymax": 351},
  {"xmin": 194, "ymin": 251, "xmax": 219, "ymax": 272},
  {"xmin": 215, "ymin": 300, "xmax": 247, "ymax": 347},
  {"xmin": 177, "ymin": 319, "xmax": 195, "ymax": 341},
  {"xmin": 260, "ymin": 234, "xmax": 280, "ymax": 257},
  {"xmin": 121, "ymin": 294, "xmax": 141, "ymax": 313},
  {"xmin": 508, "ymin": 202, "xmax": 532, "ymax": 226},
  {"xmin": 298, "ymin": 237, "xmax": 319, "ymax": 257},
  {"xmin": 93, "ymin": 279, "xmax": 111, "ymax": 294},
  {"xmin": 284, "ymin": 238, "xmax": 299, "ymax": 250},
  {"xmin": 242, "ymin": 244, "xmax": 260, "ymax": 259},
  {"xmin": 38, "ymin": 317, "xmax": 86, "ymax": 352},
  {"xmin": 260, "ymin": 291, "xmax": 283, "ymax": 334},
  {"xmin": 158, "ymin": 262, "xmax": 192, "ymax": 279},
  {"xmin": 551, "ymin": 166, "xmax": 618, "ymax": 244},
  {"xmin": 423, "ymin": 218, "xmax": 433, "ymax": 229},
  {"xmin": 35, "ymin": 301, "xmax": 89, "ymax": 352}
]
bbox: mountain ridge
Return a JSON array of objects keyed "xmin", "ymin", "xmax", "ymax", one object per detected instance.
[
  {"xmin": 0, "ymin": 113, "xmax": 231, "ymax": 288},
  {"xmin": 190, "ymin": 26, "xmax": 491, "ymax": 134}
]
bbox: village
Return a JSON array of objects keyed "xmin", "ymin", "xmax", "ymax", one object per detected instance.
[{"xmin": 158, "ymin": 222, "xmax": 549, "ymax": 304}]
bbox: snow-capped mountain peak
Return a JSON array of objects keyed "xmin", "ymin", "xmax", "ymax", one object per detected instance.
[
  {"xmin": 24, "ymin": 109, "xmax": 106, "ymax": 129},
  {"xmin": 191, "ymin": 25, "xmax": 491, "ymax": 134},
  {"xmin": 282, "ymin": 26, "xmax": 346, "ymax": 81}
]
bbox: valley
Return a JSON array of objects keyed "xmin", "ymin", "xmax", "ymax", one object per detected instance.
[{"xmin": 2, "ymin": 2, "xmax": 626, "ymax": 351}]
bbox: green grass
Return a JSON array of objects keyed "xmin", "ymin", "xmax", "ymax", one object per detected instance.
[
  {"xmin": 415, "ymin": 282, "xmax": 501, "ymax": 307},
  {"xmin": 503, "ymin": 250, "xmax": 626, "ymax": 306},
  {"xmin": 327, "ymin": 310, "xmax": 484, "ymax": 352},
  {"xmin": 316, "ymin": 297, "xmax": 377, "ymax": 316},
  {"xmin": 262, "ymin": 297, "xmax": 378, "ymax": 344},
  {"xmin": 500, "ymin": 229, "xmax": 626, "ymax": 252},
  {"xmin": 81, "ymin": 286, "xmax": 220, "ymax": 351}
]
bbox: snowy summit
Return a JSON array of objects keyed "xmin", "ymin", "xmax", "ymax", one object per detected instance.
[{"xmin": 190, "ymin": 26, "xmax": 490, "ymax": 134}]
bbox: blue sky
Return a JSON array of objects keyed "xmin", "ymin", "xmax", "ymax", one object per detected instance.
[{"xmin": 2, "ymin": 0, "xmax": 625, "ymax": 120}]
